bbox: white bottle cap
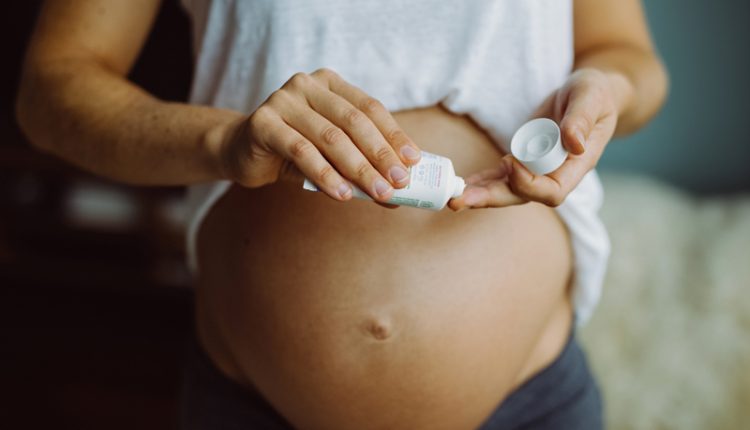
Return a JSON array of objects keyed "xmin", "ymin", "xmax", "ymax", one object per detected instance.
[
  {"xmin": 451, "ymin": 176, "xmax": 466, "ymax": 198},
  {"xmin": 510, "ymin": 118, "xmax": 568, "ymax": 175}
]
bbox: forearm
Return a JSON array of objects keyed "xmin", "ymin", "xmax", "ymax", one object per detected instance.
[
  {"xmin": 574, "ymin": 44, "xmax": 669, "ymax": 137},
  {"xmin": 16, "ymin": 57, "xmax": 244, "ymax": 186}
]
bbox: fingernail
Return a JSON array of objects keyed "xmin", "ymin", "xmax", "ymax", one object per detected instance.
[
  {"xmin": 401, "ymin": 145, "xmax": 421, "ymax": 160},
  {"xmin": 374, "ymin": 178, "xmax": 392, "ymax": 197},
  {"xmin": 338, "ymin": 183, "xmax": 352, "ymax": 199},
  {"xmin": 389, "ymin": 165, "xmax": 409, "ymax": 184},
  {"xmin": 463, "ymin": 194, "xmax": 479, "ymax": 206}
]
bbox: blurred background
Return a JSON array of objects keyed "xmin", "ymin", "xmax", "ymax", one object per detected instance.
[
  {"xmin": 599, "ymin": 0, "xmax": 750, "ymax": 193},
  {"xmin": 1, "ymin": 2, "xmax": 193, "ymax": 429},
  {"xmin": 1, "ymin": 1, "xmax": 748, "ymax": 429}
]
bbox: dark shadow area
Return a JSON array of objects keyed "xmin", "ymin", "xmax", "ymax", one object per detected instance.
[{"xmin": 1, "ymin": 1, "xmax": 195, "ymax": 428}]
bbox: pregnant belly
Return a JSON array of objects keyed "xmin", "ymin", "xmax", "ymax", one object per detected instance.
[{"xmin": 194, "ymin": 104, "xmax": 574, "ymax": 429}]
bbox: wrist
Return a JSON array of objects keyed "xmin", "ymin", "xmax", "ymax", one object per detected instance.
[
  {"xmin": 202, "ymin": 110, "xmax": 246, "ymax": 182},
  {"xmin": 602, "ymin": 69, "xmax": 636, "ymax": 119}
]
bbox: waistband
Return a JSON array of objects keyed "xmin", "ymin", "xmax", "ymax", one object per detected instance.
[{"xmin": 477, "ymin": 324, "xmax": 601, "ymax": 429}]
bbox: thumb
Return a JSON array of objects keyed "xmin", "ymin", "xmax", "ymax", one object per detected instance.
[{"xmin": 558, "ymin": 89, "xmax": 599, "ymax": 155}]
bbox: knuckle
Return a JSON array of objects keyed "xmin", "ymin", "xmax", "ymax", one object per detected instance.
[
  {"xmin": 266, "ymin": 89, "xmax": 288, "ymax": 107},
  {"xmin": 288, "ymin": 138, "xmax": 314, "ymax": 159},
  {"xmin": 312, "ymin": 67, "xmax": 336, "ymax": 80},
  {"xmin": 317, "ymin": 164, "xmax": 337, "ymax": 183},
  {"xmin": 386, "ymin": 128, "xmax": 409, "ymax": 145},
  {"xmin": 250, "ymin": 105, "xmax": 272, "ymax": 124},
  {"xmin": 354, "ymin": 161, "xmax": 371, "ymax": 179},
  {"xmin": 321, "ymin": 126, "xmax": 347, "ymax": 146},
  {"xmin": 373, "ymin": 145, "xmax": 394, "ymax": 163},
  {"xmin": 359, "ymin": 97, "xmax": 384, "ymax": 115},
  {"xmin": 286, "ymin": 72, "xmax": 311, "ymax": 89},
  {"xmin": 267, "ymin": 88, "xmax": 301, "ymax": 108},
  {"xmin": 342, "ymin": 108, "xmax": 366, "ymax": 128}
]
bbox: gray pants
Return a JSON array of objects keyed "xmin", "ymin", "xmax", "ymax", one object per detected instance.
[{"xmin": 179, "ymin": 325, "xmax": 604, "ymax": 429}]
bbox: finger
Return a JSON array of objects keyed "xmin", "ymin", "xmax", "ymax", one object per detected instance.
[
  {"xmin": 263, "ymin": 114, "xmax": 354, "ymax": 201},
  {"xmin": 281, "ymin": 103, "xmax": 395, "ymax": 201},
  {"xmin": 290, "ymin": 73, "xmax": 410, "ymax": 192},
  {"xmin": 464, "ymin": 158, "xmax": 513, "ymax": 185},
  {"xmin": 448, "ymin": 181, "xmax": 527, "ymax": 211},
  {"xmin": 311, "ymin": 68, "xmax": 423, "ymax": 167},
  {"xmin": 558, "ymin": 88, "xmax": 601, "ymax": 155},
  {"xmin": 507, "ymin": 153, "xmax": 592, "ymax": 207}
]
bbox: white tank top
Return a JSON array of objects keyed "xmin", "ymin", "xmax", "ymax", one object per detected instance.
[{"xmin": 179, "ymin": 0, "xmax": 610, "ymax": 326}]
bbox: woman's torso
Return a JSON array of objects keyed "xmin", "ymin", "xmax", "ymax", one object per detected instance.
[
  {"xmin": 194, "ymin": 104, "xmax": 574, "ymax": 430},
  {"xmin": 182, "ymin": 0, "xmax": 580, "ymax": 428}
]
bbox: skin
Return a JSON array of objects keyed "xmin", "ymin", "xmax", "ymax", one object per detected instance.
[{"xmin": 16, "ymin": 0, "xmax": 667, "ymax": 428}]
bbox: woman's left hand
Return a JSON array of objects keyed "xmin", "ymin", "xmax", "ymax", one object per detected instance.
[{"xmin": 449, "ymin": 68, "xmax": 621, "ymax": 210}]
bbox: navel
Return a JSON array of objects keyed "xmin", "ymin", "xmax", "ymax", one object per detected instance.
[{"xmin": 361, "ymin": 317, "xmax": 393, "ymax": 341}]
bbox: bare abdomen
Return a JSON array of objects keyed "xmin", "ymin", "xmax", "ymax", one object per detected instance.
[{"xmin": 194, "ymin": 105, "xmax": 574, "ymax": 429}]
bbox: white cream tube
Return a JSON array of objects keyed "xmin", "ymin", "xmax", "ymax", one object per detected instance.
[{"xmin": 302, "ymin": 151, "xmax": 465, "ymax": 211}]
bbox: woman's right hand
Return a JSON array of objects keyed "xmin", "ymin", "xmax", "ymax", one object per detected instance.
[{"xmin": 217, "ymin": 68, "xmax": 423, "ymax": 202}]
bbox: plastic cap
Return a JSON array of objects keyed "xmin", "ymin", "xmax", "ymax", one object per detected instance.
[
  {"xmin": 510, "ymin": 118, "xmax": 568, "ymax": 175},
  {"xmin": 452, "ymin": 176, "xmax": 466, "ymax": 198}
]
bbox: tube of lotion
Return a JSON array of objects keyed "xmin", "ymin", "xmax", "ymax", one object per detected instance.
[{"xmin": 302, "ymin": 151, "xmax": 465, "ymax": 211}]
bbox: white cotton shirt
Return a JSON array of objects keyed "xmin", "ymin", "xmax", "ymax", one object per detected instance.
[{"xmin": 179, "ymin": 0, "xmax": 610, "ymax": 326}]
